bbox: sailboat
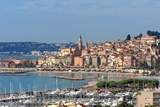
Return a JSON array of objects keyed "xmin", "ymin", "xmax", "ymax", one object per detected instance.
[{"xmin": 46, "ymin": 77, "xmax": 60, "ymax": 96}]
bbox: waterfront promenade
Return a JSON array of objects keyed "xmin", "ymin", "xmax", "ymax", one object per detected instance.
[
  {"xmin": 0, "ymin": 68, "xmax": 36, "ymax": 73},
  {"xmin": 37, "ymin": 67, "xmax": 137, "ymax": 72}
]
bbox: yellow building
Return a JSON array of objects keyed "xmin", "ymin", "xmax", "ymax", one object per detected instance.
[
  {"xmin": 60, "ymin": 48, "xmax": 72, "ymax": 56},
  {"xmin": 115, "ymin": 56, "xmax": 123, "ymax": 69}
]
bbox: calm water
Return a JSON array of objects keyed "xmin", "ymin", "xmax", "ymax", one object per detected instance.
[{"xmin": 0, "ymin": 72, "xmax": 87, "ymax": 94}]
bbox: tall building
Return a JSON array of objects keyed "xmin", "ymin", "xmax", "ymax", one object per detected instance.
[
  {"xmin": 73, "ymin": 35, "xmax": 83, "ymax": 56},
  {"xmin": 78, "ymin": 35, "xmax": 83, "ymax": 51}
]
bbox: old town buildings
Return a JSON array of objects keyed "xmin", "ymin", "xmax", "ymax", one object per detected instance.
[
  {"xmin": 0, "ymin": 59, "xmax": 35, "ymax": 68},
  {"xmin": 38, "ymin": 32, "xmax": 160, "ymax": 69}
]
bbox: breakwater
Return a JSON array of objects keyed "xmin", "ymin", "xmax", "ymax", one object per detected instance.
[{"xmin": 38, "ymin": 71, "xmax": 141, "ymax": 81}]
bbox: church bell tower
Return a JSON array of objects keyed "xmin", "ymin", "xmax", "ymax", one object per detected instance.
[{"xmin": 78, "ymin": 35, "xmax": 83, "ymax": 51}]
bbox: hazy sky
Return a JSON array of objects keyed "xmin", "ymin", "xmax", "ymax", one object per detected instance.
[{"xmin": 0, "ymin": 0, "xmax": 160, "ymax": 43}]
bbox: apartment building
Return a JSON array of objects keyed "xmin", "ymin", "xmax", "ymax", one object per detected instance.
[{"xmin": 135, "ymin": 89, "xmax": 160, "ymax": 107}]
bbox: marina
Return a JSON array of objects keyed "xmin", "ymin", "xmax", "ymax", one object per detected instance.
[
  {"xmin": 0, "ymin": 70, "xmax": 139, "ymax": 106},
  {"xmin": 0, "ymin": 0, "xmax": 160, "ymax": 106},
  {"xmin": 0, "ymin": 71, "xmax": 133, "ymax": 107},
  {"xmin": 0, "ymin": 88, "xmax": 134, "ymax": 107}
]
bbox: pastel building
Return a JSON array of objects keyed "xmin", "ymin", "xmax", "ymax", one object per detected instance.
[
  {"xmin": 59, "ymin": 56, "xmax": 74, "ymax": 66},
  {"xmin": 123, "ymin": 55, "xmax": 134, "ymax": 68},
  {"xmin": 115, "ymin": 56, "xmax": 123, "ymax": 68},
  {"xmin": 141, "ymin": 35, "xmax": 157, "ymax": 46},
  {"xmin": 135, "ymin": 89, "xmax": 160, "ymax": 107},
  {"xmin": 60, "ymin": 48, "xmax": 72, "ymax": 56},
  {"xmin": 99, "ymin": 55, "xmax": 108, "ymax": 67},
  {"xmin": 107, "ymin": 55, "xmax": 116, "ymax": 68},
  {"xmin": 84, "ymin": 55, "xmax": 92, "ymax": 67},
  {"xmin": 74, "ymin": 56, "xmax": 84, "ymax": 67},
  {"xmin": 91, "ymin": 55, "xmax": 101, "ymax": 67}
]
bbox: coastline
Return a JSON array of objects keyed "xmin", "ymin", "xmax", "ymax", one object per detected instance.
[
  {"xmin": 0, "ymin": 68, "xmax": 149, "ymax": 95},
  {"xmin": 0, "ymin": 67, "xmax": 142, "ymax": 81},
  {"xmin": 37, "ymin": 70, "xmax": 141, "ymax": 81},
  {"xmin": 82, "ymin": 81, "xmax": 97, "ymax": 90}
]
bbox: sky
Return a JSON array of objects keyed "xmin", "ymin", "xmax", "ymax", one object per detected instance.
[{"xmin": 0, "ymin": 0, "xmax": 160, "ymax": 43}]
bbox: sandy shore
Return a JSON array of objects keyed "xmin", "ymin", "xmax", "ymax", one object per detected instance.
[{"xmin": 82, "ymin": 81, "xmax": 97, "ymax": 90}]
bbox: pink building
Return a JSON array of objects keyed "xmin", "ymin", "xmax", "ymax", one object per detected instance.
[{"xmin": 74, "ymin": 56, "xmax": 84, "ymax": 67}]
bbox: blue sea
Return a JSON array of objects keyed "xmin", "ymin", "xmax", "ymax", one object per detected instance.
[{"xmin": 0, "ymin": 72, "xmax": 87, "ymax": 94}]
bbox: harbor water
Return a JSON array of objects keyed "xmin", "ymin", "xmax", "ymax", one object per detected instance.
[{"xmin": 0, "ymin": 72, "xmax": 87, "ymax": 94}]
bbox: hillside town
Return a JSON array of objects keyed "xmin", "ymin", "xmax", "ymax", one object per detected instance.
[
  {"xmin": 36, "ymin": 31, "xmax": 160, "ymax": 73},
  {"xmin": 0, "ymin": 32, "xmax": 160, "ymax": 107},
  {"xmin": 0, "ymin": 31, "xmax": 160, "ymax": 75},
  {"xmin": 1, "ymin": 0, "xmax": 160, "ymax": 106}
]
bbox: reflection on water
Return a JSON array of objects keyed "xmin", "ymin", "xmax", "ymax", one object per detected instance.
[{"xmin": 0, "ymin": 72, "xmax": 87, "ymax": 94}]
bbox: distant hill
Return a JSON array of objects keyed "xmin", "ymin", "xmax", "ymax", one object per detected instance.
[{"xmin": 0, "ymin": 42, "xmax": 76, "ymax": 53}]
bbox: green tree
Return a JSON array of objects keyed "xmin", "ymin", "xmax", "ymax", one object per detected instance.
[
  {"xmin": 154, "ymin": 61, "xmax": 160, "ymax": 70},
  {"xmin": 147, "ymin": 30, "xmax": 160, "ymax": 36},
  {"xmin": 96, "ymin": 81, "xmax": 106, "ymax": 88},
  {"xmin": 145, "ymin": 105, "xmax": 156, "ymax": 107},
  {"xmin": 93, "ymin": 104, "xmax": 102, "ymax": 107},
  {"xmin": 117, "ymin": 102, "xmax": 133, "ymax": 107},
  {"xmin": 126, "ymin": 34, "xmax": 131, "ymax": 41},
  {"xmin": 134, "ymin": 33, "xmax": 143, "ymax": 39}
]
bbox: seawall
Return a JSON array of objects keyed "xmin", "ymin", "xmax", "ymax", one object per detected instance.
[{"xmin": 37, "ymin": 71, "xmax": 141, "ymax": 81}]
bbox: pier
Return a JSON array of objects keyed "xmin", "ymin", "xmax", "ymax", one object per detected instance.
[{"xmin": 39, "ymin": 71, "xmax": 141, "ymax": 81}]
